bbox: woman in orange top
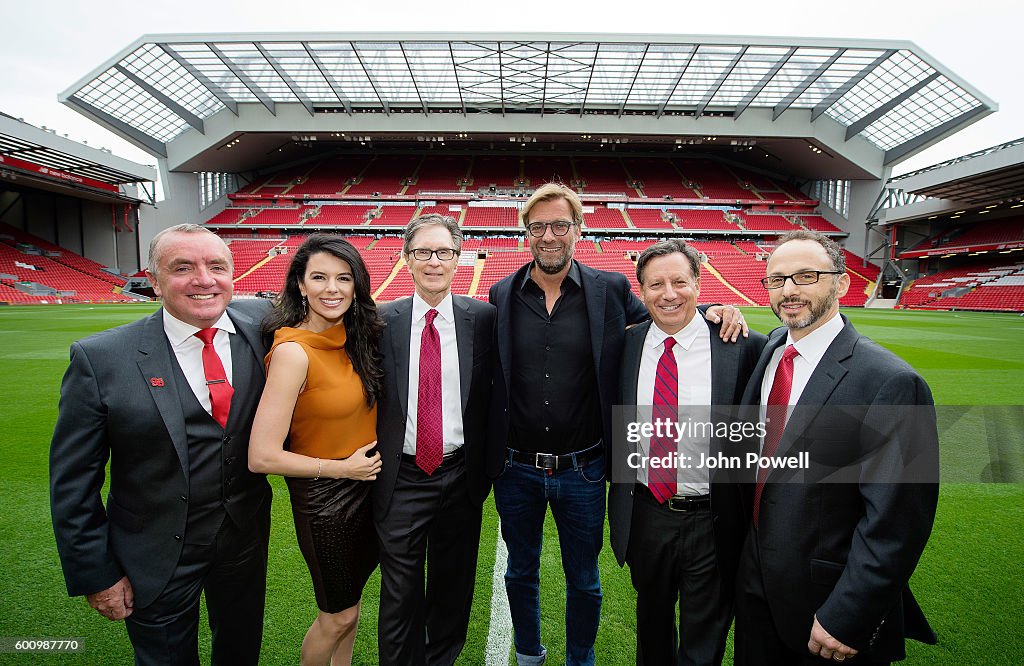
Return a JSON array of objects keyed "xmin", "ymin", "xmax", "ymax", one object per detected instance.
[{"xmin": 249, "ymin": 234, "xmax": 384, "ymax": 666}]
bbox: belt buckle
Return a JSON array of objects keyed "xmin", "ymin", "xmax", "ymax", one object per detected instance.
[
  {"xmin": 666, "ymin": 496, "xmax": 695, "ymax": 512},
  {"xmin": 534, "ymin": 453, "xmax": 557, "ymax": 470}
]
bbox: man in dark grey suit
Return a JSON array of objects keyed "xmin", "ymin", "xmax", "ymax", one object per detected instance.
[
  {"xmin": 50, "ymin": 224, "xmax": 272, "ymax": 665},
  {"xmin": 735, "ymin": 230, "xmax": 939, "ymax": 665},
  {"xmin": 374, "ymin": 214, "xmax": 495, "ymax": 666},
  {"xmin": 608, "ymin": 239, "xmax": 765, "ymax": 665}
]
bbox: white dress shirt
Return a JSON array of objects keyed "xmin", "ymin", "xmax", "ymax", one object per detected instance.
[
  {"xmin": 636, "ymin": 314, "xmax": 713, "ymax": 496},
  {"xmin": 403, "ymin": 292, "xmax": 465, "ymax": 455},
  {"xmin": 162, "ymin": 308, "xmax": 235, "ymax": 416},
  {"xmin": 758, "ymin": 311, "xmax": 845, "ymax": 450}
]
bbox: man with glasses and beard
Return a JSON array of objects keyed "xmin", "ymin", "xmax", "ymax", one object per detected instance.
[
  {"xmin": 734, "ymin": 230, "xmax": 939, "ymax": 666},
  {"xmin": 487, "ymin": 183, "xmax": 745, "ymax": 665}
]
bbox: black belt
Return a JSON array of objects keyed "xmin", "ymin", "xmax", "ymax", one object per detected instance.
[
  {"xmin": 637, "ymin": 483, "xmax": 711, "ymax": 512},
  {"xmin": 509, "ymin": 444, "xmax": 603, "ymax": 471},
  {"xmin": 402, "ymin": 447, "xmax": 464, "ymax": 469}
]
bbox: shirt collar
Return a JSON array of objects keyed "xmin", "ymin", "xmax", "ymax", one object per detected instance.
[
  {"xmin": 519, "ymin": 259, "xmax": 582, "ymax": 291},
  {"xmin": 412, "ymin": 291, "xmax": 454, "ymax": 323},
  {"xmin": 162, "ymin": 307, "xmax": 236, "ymax": 349},
  {"xmin": 786, "ymin": 311, "xmax": 844, "ymax": 366},
  {"xmin": 645, "ymin": 311, "xmax": 708, "ymax": 352}
]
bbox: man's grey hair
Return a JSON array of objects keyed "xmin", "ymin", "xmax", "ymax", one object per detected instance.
[
  {"xmin": 403, "ymin": 213, "xmax": 464, "ymax": 255},
  {"xmin": 636, "ymin": 238, "xmax": 702, "ymax": 285},
  {"xmin": 147, "ymin": 224, "xmax": 230, "ymax": 275},
  {"xmin": 773, "ymin": 229, "xmax": 846, "ymax": 272}
]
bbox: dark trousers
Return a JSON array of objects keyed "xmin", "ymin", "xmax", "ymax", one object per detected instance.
[
  {"xmin": 124, "ymin": 507, "xmax": 270, "ymax": 666},
  {"xmin": 376, "ymin": 455, "xmax": 483, "ymax": 666},
  {"xmin": 627, "ymin": 486, "xmax": 730, "ymax": 666},
  {"xmin": 734, "ymin": 526, "xmax": 890, "ymax": 666}
]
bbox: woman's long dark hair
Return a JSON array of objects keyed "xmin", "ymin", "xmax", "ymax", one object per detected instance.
[{"xmin": 262, "ymin": 234, "xmax": 384, "ymax": 407}]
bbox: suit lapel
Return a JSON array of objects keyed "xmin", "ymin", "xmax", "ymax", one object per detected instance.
[
  {"xmin": 389, "ymin": 299, "xmax": 414, "ymax": 420},
  {"xmin": 743, "ymin": 328, "xmax": 787, "ymax": 406},
  {"xmin": 495, "ymin": 268, "xmax": 522, "ymax": 393},
  {"xmin": 453, "ymin": 296, "xmax": 474, "ymax": 414},
  {"xmin": 580, "ymin": 264, "xmax": 607, "ymax": 377},
  {"xmin": 137, "ymin": 310, "xmax": 189, "ymax": 477},
  {"xmin": 622, "ymin": 320, "xmax": 649, "ymax": 407}
]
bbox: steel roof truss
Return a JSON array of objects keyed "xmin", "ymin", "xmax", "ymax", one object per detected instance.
[
  {"xmin": 113, "ymin": 64, "xmax": 205, "ymax": 134},
  {"xmin": 208, "ymin": 44, "xmax": 276, "ymax": 116},
  {"xmin": 656, "ymin": 47, "xmax": 697, "ymax": 119},
  {"xmin": 845, "ymin": 72, "xmax": 940, "ymax": 141},
  {"xmin": 398, "ymin": 43, "xmax": 429, "ymax": 115},
  {"xmin": 618, "ymin": 43, "xmax": 650, "ymax": 117},
  {"xmin": 883, "ymin": 105, "xmax": 989, "ymax": 164},
  {"xmin": 302, "ymin": 43, "xmax": 352, "ymax": 114},
  {"xmin": 770, "ymin": 48, "xmax": 836, "ymax": 120},
  {"xmin": 255, "ymin": 44, "xmax": 314, "ymax": 116},
  {"xmin": 159, "ymin": 43, "xmax": 239, "ymax": 116},
  {"xmin": 350, "ymin": 42, "xmax": 389, "ymax": 114},
  {"xmin": 64, "ymin": 96, "xmax": 167, "ymax": 157},
  {"xmin": 696, "ymin": 45, "xmax": 748, "ymax": 117},
  {"xmin": 811, "ymin": 49, "xmax": 896, "ymax": 122},
  {"xmin": 447, "ymin": 42, "xmax": 467, "ymax": 116}
]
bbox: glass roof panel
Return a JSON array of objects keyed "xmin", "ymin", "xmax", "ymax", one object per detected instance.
[
  {"xmin": 61, "ymin": 35, "xmax": 994, "ymax": 155},
  {"xmin": 119, "ymin": 44, "xmax": 222, "ymax": 119}
]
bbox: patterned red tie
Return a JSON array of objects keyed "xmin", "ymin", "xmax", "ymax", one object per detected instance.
[
  {"xmin": 753, "ymin": 344, "xmax": 799, "ymax": 526},
  {"xmin": 417, "ymin": 309, "xmax": 443, "ymax": 475},
  {"xmin": 194, "ymin": 328, "xmax": 234, "ymax": 429},
  {"xmin": 648, "ymin": 337, "xmax": 678, "ymax": 503}
]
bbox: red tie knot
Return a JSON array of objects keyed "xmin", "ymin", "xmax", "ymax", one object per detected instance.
[
  {"xmin": 782, "ymin": 344, "xmax": 799, "ymax": 362},
  {"xmin": 663, "ymin": 337, "xmax": 676, "ymax": 352},
  {"xmin": 425, "ymin": 309, "xmax": 439, "ymax": 326},
  {"xmin": 195, "ymin": 328, "xmax": 217, "ymax": 345}
]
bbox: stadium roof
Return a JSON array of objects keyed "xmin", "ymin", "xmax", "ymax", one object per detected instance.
[
  {"xmin": 0, "ymin": 113, "xmax": 155, "ymax": 202},
  {"xmin": 890, "ymin": 137, "xmax": 1024, "ymax": 206},
  {"xmin": 60, "ymin": 33, "xmax": 996, "ymax": 170}
]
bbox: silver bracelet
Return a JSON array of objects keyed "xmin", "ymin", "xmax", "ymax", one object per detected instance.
[{"xmin": 313, "ymin": 458, "xmax": 322, "ymax": 481}]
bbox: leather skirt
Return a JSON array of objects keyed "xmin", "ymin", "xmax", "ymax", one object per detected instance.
[{"xmin": 285, "ymin": 475, "xmax": 378, "ymax": 613}]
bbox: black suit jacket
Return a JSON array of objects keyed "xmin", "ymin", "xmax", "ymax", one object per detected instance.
[
  {"xmin": 486, "ymin": 261, "xmax": 649, "ymax": 477},
  {"xmin": 609, "ymin": 318, "xmax": 766, "ymax": 582},
  {"xmin": 49, "ymin": 300, "xmax": 273, "ymax": 609},
  {"xmin": 740, "ymin": 315, "xmax": 939, "ymax": 661},
  {"xmin": 373, "ymin": 295, "xmax": 496, "ymax": 515}
]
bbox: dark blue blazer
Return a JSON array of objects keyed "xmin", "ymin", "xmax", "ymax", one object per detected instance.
[{"xmin": 486, "ymin": 260, "xmax": 649, "ymax": 478}]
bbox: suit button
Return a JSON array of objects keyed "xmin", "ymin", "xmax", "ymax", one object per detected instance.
[
  {"xmin": 174, "ymin": 535, "xmax": 182, "ymax": 541},
  {"xmin": 225, "ymin": 457, "xmax": 233, "ymax": 465},
  {"xmin": 545, "ymin": 400, "xmax": 550, "ymax": 405},
  {"xmin": 223, "ymin": 435, "xmax": 232, "ymax": 444},
  {"xmin": 179, "ymin": 495, "xmax": 187, "ymax": 502}
]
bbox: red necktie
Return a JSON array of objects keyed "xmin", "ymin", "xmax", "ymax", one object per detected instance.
[
  {"xmin": 194, "ymin": 328, "xmax": 233, "ymax": 429},
  {"xmin": 648, "ymin": 337, "xmax": 678, "ymax": 503},
  {"xmin": 417, "ymin": 309, "xmax": 443, "ymax": 475},
  {"xmin": 753, "ymin": 344, "xmax": 799, "ymax": 526}
]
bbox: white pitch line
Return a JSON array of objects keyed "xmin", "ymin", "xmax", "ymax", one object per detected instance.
[{"xmin": 485, "ymin": 519, "xmax": 512, "ymax": 666}]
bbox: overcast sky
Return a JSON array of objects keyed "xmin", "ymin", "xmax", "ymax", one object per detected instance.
[{"xmin": 2, "ymin": 0, "xmax": 1020, "ymax": 177}]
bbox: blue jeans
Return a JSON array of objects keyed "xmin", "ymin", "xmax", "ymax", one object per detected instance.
[{"xmin": 493, "ymin": 449, "xmax": 606, "ymax": 666}]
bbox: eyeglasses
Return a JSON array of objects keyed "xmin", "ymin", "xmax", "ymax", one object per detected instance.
[
  {"xmin": 525, "ymin": 221, "xmax": 574, "ymax": 237},
  {"xmin": 408, "ymin": 248, "xmax": 458, "ymax": 261},
  {"xmin": 761, "ymin": 270, "xmax": 843, "ymax": 289}
]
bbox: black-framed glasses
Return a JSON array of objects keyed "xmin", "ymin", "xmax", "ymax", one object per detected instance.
[
  {"xmin": 525, "ymin": 221, "xmax": 574, "ymax": 237},
  {"xmin": 408, "ymin": 248, "xmax": 459, "ymax": 261},
  {"xmin": 761, "ymin": 270, "xmax": 843, "ymax": 290}
]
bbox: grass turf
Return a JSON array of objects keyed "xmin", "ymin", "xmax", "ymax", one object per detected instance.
[{"xmin": 0, "ymin": 304, "xmax": 1020, "ymax": 663}]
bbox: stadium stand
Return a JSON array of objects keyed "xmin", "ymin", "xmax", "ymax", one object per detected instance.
[
  {"xmin": 584, "ymin": 207, "xmax": 630, "ymax": 229},
  {"xmin": 736, "ymin": 212, "xmax": 798, "ymax": 232},
  {"xmin": 671, "ymin": 209, "xmax": 739, "ymax": 231},
  {"xmin": 575, "ymin": 157, "xmax": 630, "ymax": 195},
  {"xmin": 463, "ymin": 206, "xmax": 520, "ymax": 228},
  {"xmin": 406, "ymin": 156, "xmax": 472, "ymax": 195},
  {"xmin": 623, "ymin": 158, "xmax": 700, "ymax": 199},
  {"xmin": 345, "ymin": 156, "xmax": 419, "ymax": 196},
  {"xmin": 627, "ymin": 209, "xmax": 673, "ymax": 230}
]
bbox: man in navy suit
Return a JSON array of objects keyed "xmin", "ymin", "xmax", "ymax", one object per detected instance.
[
  {"xmin": 735, "ymin": 230, "xmax": 939, "ymax": 665},
  {"xmin": 608, "ymin": 239, "xmax": 766, "ymax": 665},
  {"xmin": 487, "ymin": 184, "xmax": 745, "ymax": 665},
  {"xmin": 374, "ymin": 214, "xmax": 495, "ymax": 665},
  {"xmin": 50, "ymin": 224, "xmax": 272, "ymax": 665}
]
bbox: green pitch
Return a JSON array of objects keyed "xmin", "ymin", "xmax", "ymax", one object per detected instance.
[{"xmin": 0, "ymin": 305, "xmax": 1020, "ymax": 664}]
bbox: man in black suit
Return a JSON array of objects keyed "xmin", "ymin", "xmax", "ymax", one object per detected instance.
[
  {"xmin": 735, "ymin": 230, "xmax": 939, "ymax": 665},
  {"xmin": 50, "ymin": 224, "xmax": 272, "ymax": 665},
  {"xmin": 487, "ymin": 184, "xmax": 745, "ymax": 665},
  {"xmin": 608, "ymin": 239, "xmax": 766, "ymax": 665},
  {"xmin": 374, "ymin": 214, "xmax": 495, "ymax": 666}
]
